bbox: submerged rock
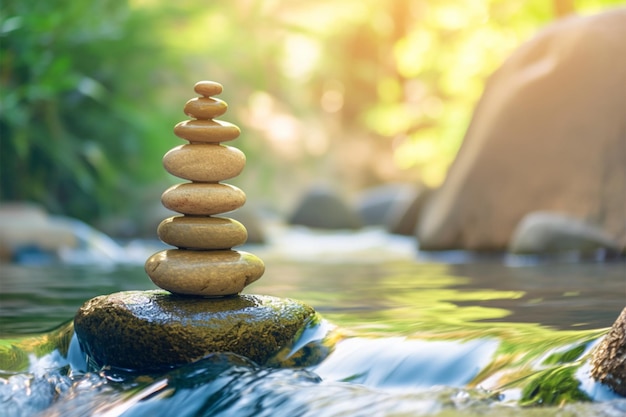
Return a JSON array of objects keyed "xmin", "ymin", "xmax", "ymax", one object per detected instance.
[
  {"xmin": 591, "ymin": 307, "xmax": 626, "ymax": 396},
  {"xmin": 74, "ymin": 290, "xmax": 316, "ymax": 371}
]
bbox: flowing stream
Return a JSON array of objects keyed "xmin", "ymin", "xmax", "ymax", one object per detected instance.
[{"xmin": 1, "ymin": 227, "xmax": 625, "ymax": 416}]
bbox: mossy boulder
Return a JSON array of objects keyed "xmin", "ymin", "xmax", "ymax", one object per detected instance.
[
  {"xmin": 74, "ymin": 290, "xmax": 316, "ymax": 371},
  {"xmin": 591, "ymin": 307, "xmax": 626, "ymax": 396}
]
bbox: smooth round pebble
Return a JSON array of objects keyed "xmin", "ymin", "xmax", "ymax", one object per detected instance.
[
  {"xmin": 158, "ymin": 216, "xmax": 248, "ymax": 249},
  {"xmin": 184, "ymin": 97, "xmax": 228, "ymax": 119},
  {"xmin": 145, "ymin": 249, "xmax": 265, "ymax": 296},
  {"xmin": 161, "ymin": 183, "xmax": 246, "ymax": 215},
  {"xmin": 163, "ymin": 144, "xmax": 246, "ymax": 183},
  {"xmin": 174, "ymin": 120, "xmax": 240, "ymax": 143},
  {"xmin": 194, "ymin": 81, "xmax": 223, "ymax": 97}
]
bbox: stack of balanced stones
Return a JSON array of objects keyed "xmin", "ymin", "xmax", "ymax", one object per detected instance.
[{"xmin": 145, "ymin": 81, "xmax": 265, "ymax": 297}]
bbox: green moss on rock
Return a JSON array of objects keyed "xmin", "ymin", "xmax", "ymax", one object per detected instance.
[
  {"xmin": 74, "ymin": 290, "xmax": 316, "ymax": 371},
  {"xmin": 591, "ymin": 307, "xmax": 626, "ymax": 396}
]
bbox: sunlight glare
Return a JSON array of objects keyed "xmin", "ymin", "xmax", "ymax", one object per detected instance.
[
  {"xmin": 321, "ymin": 80, "xmax": 345, "ymax": 113},
  {"xmin": 281, "ymin": 35, "xmax": 321, "ymax": 81},
  {"xmin": 246, "ymin": 91, "xmax": 303, "ymax": 159},
  {"xmin": 394, "ymin": 29, "xmax": 433, "ymax": 78}
]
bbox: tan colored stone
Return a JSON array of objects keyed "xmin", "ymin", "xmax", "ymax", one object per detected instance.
[
  {"xmin": 184, "ymin": 97, "xmax": 228, "ymax": 120},
  {"xmin": 0, "ymin": 203, "xmax": 77, "ymax": 258},
  {"xmin": 174, "ymin": 119, "xmax": 240, "ymax": 143},
  {"xmin": 194, "ymin": 81, "xmax": 223, "ymax": 97},
  {"xmin": 161, "ymin": 183, "xmax": 246, "ymax": 215},
  {"xmin": 145, "ymin": 249, "xmax": 265, "ymax": 296},
  {"xmin": 416, "ymin": 9, "xmax": 626, "ymax": 251},
  {"xmin": 162, "ymin": 144, "xmax": 246, "ymax": 183},
  {"xmin": 158, "ymin": 216, "xmax": 247, "ymax": 249}
]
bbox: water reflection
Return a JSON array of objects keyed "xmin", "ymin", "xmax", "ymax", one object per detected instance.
[
  {"xmin": 250, "ymin": 257, "xmax": 624, "ymax": 333},
  {"xmin": 1, "ymin": 228, "xmax": 625, "ymax": 416},
  {"xmin": 1, "ymin": 252, "xmax": 624, "ymax": 335},
  {"xmin": 448, "ymin": 261, "xmax": 626, "ymax": 330}
]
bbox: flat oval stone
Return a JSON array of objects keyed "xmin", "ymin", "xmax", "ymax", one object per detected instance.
[
  {"xmin": 174, "ymin": 120, "xmax": 240, "ymax": 143},
  {"xmin": 184, "ymin": 97, "xmax": 228, "ymax": 120},
  {"xmin": 161, "ymin": 183, "xmax": 246, "ymax": 215},
  {"xmin": 74, "ymin": 290, "xmax": 317, "ymax": 370},
  {"xmin": 162, "ymin": 144, "xmax": 245, "ymax": 182},
  {"xmin": 145, "ymin": 249, "xmax": 265, "ymax": 296},
  {"xmin": 158, "ymin": 216, "xmax": 247, "ymax": 249},
  {"xmin": 194, "ymin": 81, "xmax": 223, "ymax": 97}
]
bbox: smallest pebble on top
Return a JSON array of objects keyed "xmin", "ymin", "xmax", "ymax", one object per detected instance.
[{"xmin": 194, "ymin": 81, "xmax": 223, "ymax": 97}]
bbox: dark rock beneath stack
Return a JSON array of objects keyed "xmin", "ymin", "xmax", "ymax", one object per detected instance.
[{"xmin": 74, "ymin": 290, "xmax": 316, "ymax": 371}]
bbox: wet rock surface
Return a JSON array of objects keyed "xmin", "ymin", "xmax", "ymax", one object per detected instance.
[{"xmin": 74, "ymin": 290, "xmax": 316, "ymax": 371}]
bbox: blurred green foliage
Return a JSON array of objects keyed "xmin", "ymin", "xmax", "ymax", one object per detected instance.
[
  {"xmin": 0, "ymin": 0, "xmax": 178, "ymax": 224},
  {"xmin": 519, "ymin": 365, "xmax": 592, "ymax": 406},
  {"xmin": 1, "ymin": 0, "xmax": 623, "ymax": 226}
]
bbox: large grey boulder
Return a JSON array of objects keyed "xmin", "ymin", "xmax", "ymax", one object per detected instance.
[
  {"xmin": 74, "ymin": 290, "xmax": 316, "ymax": 371},
  {"xmin": 417, "ymin": 8, "xmax": 626, "ymax": 252}
]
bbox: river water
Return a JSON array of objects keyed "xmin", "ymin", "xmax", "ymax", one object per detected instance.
[{"xmin": 1, "ymin": 227, "xmax": 625, "ymax": 416}]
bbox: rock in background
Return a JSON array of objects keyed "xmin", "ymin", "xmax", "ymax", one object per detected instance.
[
  {"xmin": 288, "ymin": 185, "xmax": 362, "ymax": 230},
  {"xmin": 416, "ymin": 8, "xmax": 626, "ymax": 253},
  {"xmin": 508, "ymin": 211, "xmax": 622, "ymax": 255},
  {"xmin": 0, "ymin": 203, "xmax": 75, "ymax": 262},
  {"xmin": 355, "ymin": 183, "xmax": 431, "ymax": 236}
]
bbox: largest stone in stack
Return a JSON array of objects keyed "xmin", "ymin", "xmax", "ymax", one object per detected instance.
[{"xmin": 145, "ymin": 81, "xmax": 264, "ymax": 297}]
